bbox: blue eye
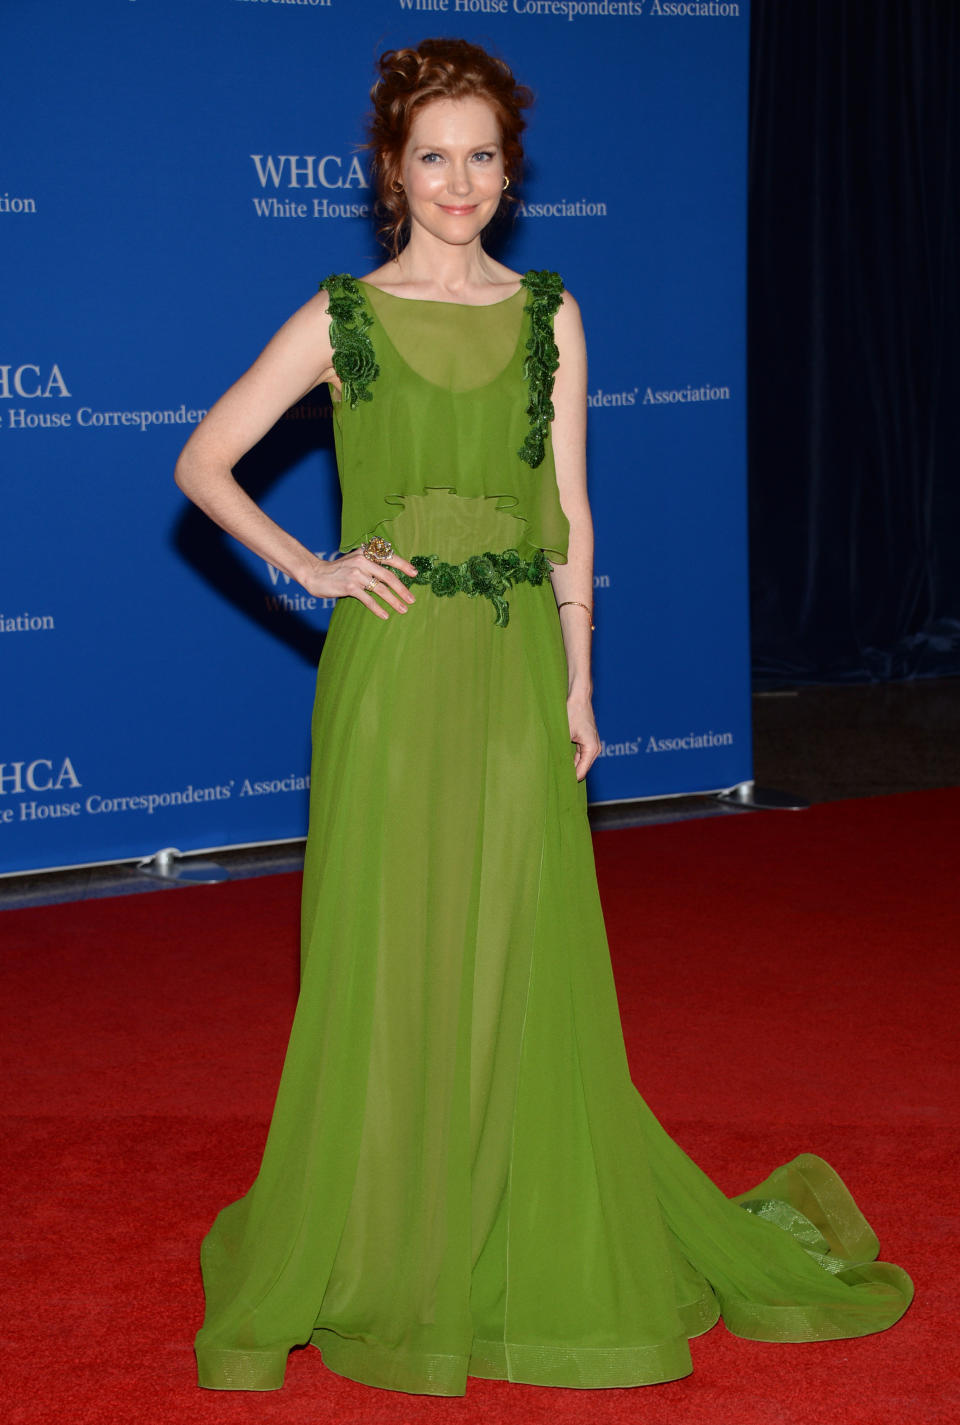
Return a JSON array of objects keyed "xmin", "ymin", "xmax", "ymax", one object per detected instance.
[{"xmin": 418, "ymin": 150, "xmax": 496, "ymax": 165}]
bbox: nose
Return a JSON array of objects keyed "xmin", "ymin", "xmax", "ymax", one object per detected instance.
[{"xmin": 447, "ymin": 161, "xmax": 472, "ymax": 197}]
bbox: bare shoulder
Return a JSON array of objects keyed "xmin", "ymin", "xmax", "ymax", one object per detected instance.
[
  {"xmin": 489, "ymin": 257, "xmax": 525, "ymax": 287},
  {"xmin": 290, "ymin": 286, "xmax": 334, "ymax": 325},
  {"xmin": 555, "ymin": 287, "xmax": 586, "ymax": 355},
  {"xmin": 228, "ymin": 286, "xmax": 336, "ymax": 400},
  {"xmin": 267, "ymin": 287, "xmax": 335, "ymax": 357},
  {"xmin": 557, "ymin": 287, "xmax": 583, "ymax": 323},
  {"xmin": 358, "ymin": 261, "xmax": 395, "ymax": 291}
]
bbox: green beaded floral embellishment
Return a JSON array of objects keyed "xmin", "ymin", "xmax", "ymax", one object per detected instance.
[
  {"xmin": 318, "ymin": 273, "xmax": 380, "ymax": 410},
  {"xmin": 517, "ymin": 270, "xmax": 565, "ymax": 468},
  {"xmin": 395, "ymin": 547, "xmax": 552, "ymax": 628}
]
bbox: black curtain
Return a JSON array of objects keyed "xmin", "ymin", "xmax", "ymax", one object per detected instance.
[{"xmin": 748, "ymin": 0, "xmax": 960, "ymax": 683}]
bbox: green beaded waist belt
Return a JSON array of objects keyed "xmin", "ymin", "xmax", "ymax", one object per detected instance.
[{"xmin": 395, "ymin": 547, "xmax": 552, "ymax": 628}]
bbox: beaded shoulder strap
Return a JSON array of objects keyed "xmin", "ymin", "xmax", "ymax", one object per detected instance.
[
  {"xmin": 517, "ymin": 269, "xmax": 565, "ymax": 468},
  {"xmin": 318, "ymin": 273, "xmax": 380, "ymax": 410}
]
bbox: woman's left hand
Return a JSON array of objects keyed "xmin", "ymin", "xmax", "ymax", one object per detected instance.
[{"xmin": 567, "ymin": 694, "xmax": 601, "ymax": 781}]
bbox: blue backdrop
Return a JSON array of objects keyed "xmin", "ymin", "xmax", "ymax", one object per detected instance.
[{"xmin": 2, "ymin": 0, "xmax": 751, "ymax": 876}]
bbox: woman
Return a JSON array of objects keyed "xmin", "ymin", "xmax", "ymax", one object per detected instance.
[{"xmin": 176, "ymin": 38, "xmax": 911, "ymax": 1398}]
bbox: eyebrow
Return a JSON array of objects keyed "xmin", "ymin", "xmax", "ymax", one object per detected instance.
[{"xmin": 411, "ymin": 141, "xmax": 501, "ymax": 153}]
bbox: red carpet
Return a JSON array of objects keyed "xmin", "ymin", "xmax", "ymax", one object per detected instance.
[{"xmin": 3, "ymin": 789, "xmax": 957, "ymax": 1425}]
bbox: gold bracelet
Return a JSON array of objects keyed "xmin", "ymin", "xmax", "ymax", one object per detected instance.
[{"xmin": 557, "ymin": 600, "xmax": 595, "ymax": 630}]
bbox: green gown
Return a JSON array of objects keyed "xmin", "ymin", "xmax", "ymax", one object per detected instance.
[{"xmin": 194, "ymin": 271, "xmax": 913, "ymax": 1395}]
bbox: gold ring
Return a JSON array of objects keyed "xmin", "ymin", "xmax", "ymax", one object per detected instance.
[
  {"xmin": 361, "ymin": 536, "xmax": 394, "ymax": 565},
  {"xmin": 364, "ymin": 575, "xmax": 379, "ymax": 593}
]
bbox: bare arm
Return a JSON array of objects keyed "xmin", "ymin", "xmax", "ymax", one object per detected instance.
[
  {"xmin": 173, "ymin": 292, "xmax": 417, "ymax": 617},
  {"xmin": 550, "ymin": 290, "xmax": 600, "ymax": 780}
]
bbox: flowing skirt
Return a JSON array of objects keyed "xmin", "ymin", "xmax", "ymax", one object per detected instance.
[{"xmin": 194, "ymin": 491, "xmax": 912, "ymax": 1394}]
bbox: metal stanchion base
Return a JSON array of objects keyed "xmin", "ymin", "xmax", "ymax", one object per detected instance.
[
  {"xmin": 714, "ymin": 780, "xmax": 810, "ymax": 811},
  {"xmin": 135, "ymin": 847, "xmax": 230, "ymax": 886}
]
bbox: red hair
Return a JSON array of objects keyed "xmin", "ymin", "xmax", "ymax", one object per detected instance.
[{"xmin": 367, "ymin": 37, "xmax": 533, "ymax": 257}]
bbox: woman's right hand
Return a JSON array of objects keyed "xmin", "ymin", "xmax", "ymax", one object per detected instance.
[{"xmin": 305, "ymin": 548, "xmax": 420, "ymax": 620}]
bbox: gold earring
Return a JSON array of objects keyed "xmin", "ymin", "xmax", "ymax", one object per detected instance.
[
  {"xmin": 502, "ymin": 176, "xmax": 510, "ymax": 191},
  {"xmin": 391, "ymin": 179, "xmax": 404, "ymax": 193}
]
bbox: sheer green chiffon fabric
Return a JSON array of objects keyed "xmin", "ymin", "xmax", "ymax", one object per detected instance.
[{"xmin": 194, "ymin": 278, "xmax": 912, "ymax": 1396}]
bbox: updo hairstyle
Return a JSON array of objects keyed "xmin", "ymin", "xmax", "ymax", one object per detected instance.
[{"xmin": 367, "ymin": 37, "xmax": 533, "ymax": 256}]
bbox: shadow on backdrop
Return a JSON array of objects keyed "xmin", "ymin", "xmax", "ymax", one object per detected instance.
[{"xmin": 172, "ymin": 394, "xmax": 336, "ymax": 667}]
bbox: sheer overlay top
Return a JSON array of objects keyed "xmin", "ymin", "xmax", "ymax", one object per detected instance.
[{"xmin": 318, "ymin": 271, "xmax": 571, "ymax": 562}]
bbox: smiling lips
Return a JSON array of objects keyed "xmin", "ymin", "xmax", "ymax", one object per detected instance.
[{"xmin": 437, "ymin": 203, "xmax": 481, "ymax": 215}]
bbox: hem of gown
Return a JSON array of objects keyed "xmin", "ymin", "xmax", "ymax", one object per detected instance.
[
  {"xmin": 196, "ymin": 1346, "xmax": 287, "ymax": 1391},
  {"xmin": 733, "ymin": 1153, "xmax": 880, "ymax": 1261},
  {"xmin": 721, "ymin": 1261, "xmax": 915, "ymax": 1343},
  {"xmin": 313, "ymin": 1329, "xmax": 467, "ymax": 1396},
  {"xmin": 468, "ymin": 1335, "xmax": 695, "ymax": 1389},
  {"xmin": 678, "ymin": 1285, "xmax": 723, "ymax": 1339},
  {"xmin": 311, "ymin": 1329, "xmax": 696, "ymax": 1396}
]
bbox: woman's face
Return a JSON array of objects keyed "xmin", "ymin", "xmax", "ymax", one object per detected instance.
[{"xmin": 399, "ymin": 96, "xmax": 505, "ymax": 248}]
